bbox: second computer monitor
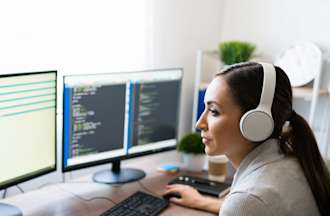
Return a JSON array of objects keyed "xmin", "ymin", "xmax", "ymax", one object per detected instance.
[
  {"xmin": 63, "ymin": 69, "xmax": 182, "ymax": 183},
  {"xmin": 128, "ymin": 71, "xmax": 181, "ymax": 156}
]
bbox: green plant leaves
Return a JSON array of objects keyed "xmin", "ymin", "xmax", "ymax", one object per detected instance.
[{"xmin": 218, "ymin": 41, "xmax": 256, "ymax": 65}]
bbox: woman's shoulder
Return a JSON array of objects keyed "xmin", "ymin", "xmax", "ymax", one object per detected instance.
[
  {"xmin": 235, "ymin": 155, "xmax": 303, "ymax": 188},
  {"xmin": 235, "ymin": 156, "xmax": 309, "ymax": 200},
  {"xmin": 225, "ymin": 157, "xmax": 318, "ymax": 216}
]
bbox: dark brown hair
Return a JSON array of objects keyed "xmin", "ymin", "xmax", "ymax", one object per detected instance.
[{"xmin": 218, "ymin": 62, "xmax": 330, "ymax": 216}]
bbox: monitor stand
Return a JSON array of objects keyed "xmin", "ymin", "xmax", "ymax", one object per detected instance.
[
  {"xmin": 93, "ymin": 160, "xmax": 146, "ymax": 184},
  {"xmin": 0, "ymin": 203, "xmax": 23, "ymax": 216}
]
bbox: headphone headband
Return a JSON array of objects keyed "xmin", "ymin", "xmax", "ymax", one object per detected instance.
[{"xmin": 258, "ymin": 63, "xmax": 276, "ymax": 109}]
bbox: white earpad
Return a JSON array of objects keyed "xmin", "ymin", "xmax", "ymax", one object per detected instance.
[{"xmin": 240, "ymin": 109, "xmax": 274, "ymax": 142}]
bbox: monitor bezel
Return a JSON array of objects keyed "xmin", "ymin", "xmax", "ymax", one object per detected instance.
[
  {"xmin": 62, "ymin": 68, "xmax": 183, "ymax": 172},
  {"xmin": 0, "ymin": 70, "xmax": 57, "ymax": 190}
]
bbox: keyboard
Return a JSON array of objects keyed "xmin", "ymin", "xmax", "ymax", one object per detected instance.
[
  {"xmin": 168, "ymin": 175, "xmax": 231, "ymax": 197},
  {"xmin": 100, "ymin": 191, "xmax": 168, "ymax": 216}
]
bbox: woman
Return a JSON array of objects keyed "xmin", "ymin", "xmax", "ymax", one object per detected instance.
[{"xmin": 164, "ymin": 62, "xmax": 330, "ymax": 215}]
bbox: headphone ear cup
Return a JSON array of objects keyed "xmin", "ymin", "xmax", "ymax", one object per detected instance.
[{"xmin": 240, "ymin": 109, "xmax": 274, "ymax": 142}]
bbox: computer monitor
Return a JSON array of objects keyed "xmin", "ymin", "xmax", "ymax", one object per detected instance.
[
  {"xmin": 0, "ymin": 71, "xmax": 57, "ymax": 215},
  {"xmin": 62, "ymin": 68, "xmax": 182, "ymax": 184}
]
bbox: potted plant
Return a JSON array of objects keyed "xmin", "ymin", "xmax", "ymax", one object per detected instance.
[
  {"xmin": 177, "ymin": 133, "xmax": 205, "ymax": 171},
  {"xmin": 218, "ymin": 41, "xmax": 256, "ymax": 65}
]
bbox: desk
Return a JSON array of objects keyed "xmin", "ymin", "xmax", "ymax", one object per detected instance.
[{"xmin": 1, "ymin": 151, "xmax": 217, "ymax": 216}]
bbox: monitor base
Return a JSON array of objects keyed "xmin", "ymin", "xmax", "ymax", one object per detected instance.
[
  {"xmin": 0, "ymin": 203, "xmax": 23, "ymax": 216},
  {"xmin": 93, "ymin": 168, "xmax": 146, "ymax": 184}
]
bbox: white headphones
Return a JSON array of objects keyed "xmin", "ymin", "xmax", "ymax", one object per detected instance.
[{"xmin": 239, "ymin": 62, "xmax": 276, "ymax": 142}]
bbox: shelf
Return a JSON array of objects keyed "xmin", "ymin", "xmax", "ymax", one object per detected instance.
[{"xmin": 292, "ymin": 87, "xmax": 329, "ymax": 100}]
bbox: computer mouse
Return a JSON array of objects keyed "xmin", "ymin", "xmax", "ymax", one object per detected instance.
[{"xmin": 162, "ymin": 192, "xmax": 182, "ymax": 200}]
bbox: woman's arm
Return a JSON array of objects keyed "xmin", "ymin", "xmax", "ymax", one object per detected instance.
[{"xmin": 164, "ymin": 184, "xmax": 225, "ymax": 213}]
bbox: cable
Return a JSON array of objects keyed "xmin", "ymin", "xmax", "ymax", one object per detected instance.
[
  {"xmin": 16, "ymin": 185, "xmax": 24, "ymax": 194},
  {"xmin": 56, "ymin": 185, "xmax": 117, "ymax": 205},
  {"xmin": 137, "ymin": 181, "xmax": 161, "ymax": 197},
  {"xmin": 38, "ymin": 181, "xmax": 95, "ymax": 189},
  {"xmin": 38, "ymin": 181, "xmax": 118, "ymax": 206},
  {"xmin": 38, "ymin": 182, "xmax": 57, "ymax": 189},
  {"xmin": 38, "ymin": 181, "xmax": 109, "ymax": 189},
  {"xmin": 2, "ymin": 189, "xmax": 7, "ymax": 199}
]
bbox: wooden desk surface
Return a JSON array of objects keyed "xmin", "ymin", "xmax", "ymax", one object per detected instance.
[{"xmin": 1, "ymin": 151, "xmax": 217, "ymax": 216}]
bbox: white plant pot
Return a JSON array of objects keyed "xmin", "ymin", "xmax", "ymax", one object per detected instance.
[{"xmin": 182, "ymin": 153, "xmax": 205, "ymax": 172}]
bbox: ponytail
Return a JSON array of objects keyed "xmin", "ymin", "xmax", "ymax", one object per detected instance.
[{"xmin": 279, "ymin": 111, "xmax": 330, "ymax": 216}]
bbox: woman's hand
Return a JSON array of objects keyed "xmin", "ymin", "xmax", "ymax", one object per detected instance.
[{"xmin": 164, "ymin": 184, "xmax": 222, "ymax": 213}]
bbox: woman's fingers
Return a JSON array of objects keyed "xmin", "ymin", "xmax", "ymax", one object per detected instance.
[{"xmin": 169, "ymin": 197, "xmax": 183, "ymax": 204}]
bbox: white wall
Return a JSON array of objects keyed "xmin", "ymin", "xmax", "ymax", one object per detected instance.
[
  {"xmin": 0, "ymin": 0, "xmax": 224, "ymax": 197},
  {"xmin": 150, "ymin": 0, "xmax": 223, "ymax": 135},
  {"xmin": 221, "ymin": 0, "xmax": 330, "ymax": 163},
  {"xmin": 221, "ymin": 0, "xmax": 330, "ymax": 59}
]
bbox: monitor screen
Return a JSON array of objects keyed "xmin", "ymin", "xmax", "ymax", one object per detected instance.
[
  {"xmin": 0, "ymin": 71, "xmax": 57, "ymax": 190},
  {"xmin": 128, "ymin": 74, "xmax": 181, "ymax": 155},
  {"xmin": 62, "ymin": 69, "xmax": 182, "ymax": 176},
  {"xmin": 63, "ymin": 74, "xmax": 129, "ymax": 170}
]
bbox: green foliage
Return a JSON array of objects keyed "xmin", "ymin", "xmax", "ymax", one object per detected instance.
[
  {"xmin": 177, "ymin": 133, "xmax": 205, "ymax": 154},
  {"xmin": 218, "ymin": 41, "xmax": 256, "ymax": 65}
]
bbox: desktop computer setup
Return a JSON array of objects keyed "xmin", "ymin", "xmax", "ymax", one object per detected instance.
[
  {"xmin": 0, "ymin": 68, "xmax": 184, "ymax": 215},
  {"xmin": 0, "ymin": 68, "xmax": 229, "ymax": 216}
]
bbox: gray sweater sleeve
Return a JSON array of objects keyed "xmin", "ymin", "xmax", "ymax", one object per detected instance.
[{"xmin": 219, "ymin": 192, "xmax": 273, "ymax": 216}]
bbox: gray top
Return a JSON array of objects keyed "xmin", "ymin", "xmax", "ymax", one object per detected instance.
[{"xmin": 219, "ymin": 139, "xmax": 320, "ymax": 216}]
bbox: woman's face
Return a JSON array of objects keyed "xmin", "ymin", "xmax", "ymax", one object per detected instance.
[{"xmin": 196, "ymin": 76, "xmax": 245, "ymax": 156}]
